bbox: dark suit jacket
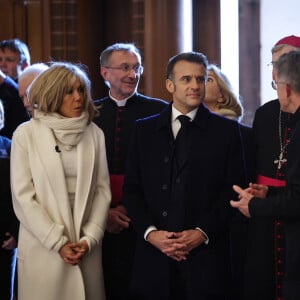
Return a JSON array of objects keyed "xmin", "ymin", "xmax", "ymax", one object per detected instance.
[
  {"xmin": 244, "ymin": 100, "xmax": 290, "ymax": 300},
  {"xmin": 0, "ymin": 76, "xmax": 29, "ymax": 139},
  {"xmin": 123, "ymin": 103, "xmax": 245, "ymax": 299},
  {"xmin": 93, "ymin": 93, "xmax": 168, "ymax": 174},
  {"xmin": 249, "ymin": 107, "xmax": 300, "ymax": 299},
  {"xmin": 229, "ymin": 122, "xmax": 255, "ymax": 299},
  {"xmin": 0, "ymin": 136, "xmax": 19, "ymax": 241}
]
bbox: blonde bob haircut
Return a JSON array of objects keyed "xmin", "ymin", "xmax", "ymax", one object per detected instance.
[
  {"xmin": 208, "ymin": 64, "xmax": 243, "ymax": 120},
  {"xmin": 28, "ymin": 62, "xmax": 97, "ymax": 124}
]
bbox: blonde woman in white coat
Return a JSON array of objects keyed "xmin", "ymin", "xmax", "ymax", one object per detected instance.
[{"xmin": 10, "ymin": 62, "xmax": 111, "ymax": 300}]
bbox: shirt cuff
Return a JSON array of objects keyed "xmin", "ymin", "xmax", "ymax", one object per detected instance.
[
  {"xmin": 144, "ymin": 225, "xmax": 157, "ymax": 240},
  {"xmin": 195, "ymin": 227, "xmax": 209, "ymax": 244}
]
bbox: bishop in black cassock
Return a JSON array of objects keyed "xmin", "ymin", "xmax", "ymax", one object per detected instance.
[
  {"xmin": 233, "ymin": 105, "xmax": 300, "ymax": 300},
  {"xmin": 243, "ymin": 99, "xmax": 293, "ymax": 300}
]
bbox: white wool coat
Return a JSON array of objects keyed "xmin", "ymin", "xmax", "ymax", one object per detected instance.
[{"xmin": 11, "ymin": 119, "xmax": 111, "ymax": 300}]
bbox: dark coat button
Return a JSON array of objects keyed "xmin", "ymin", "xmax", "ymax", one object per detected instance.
[{"xmin": 162, "ymin": 184, "xmax": 168, "ymax": 190}]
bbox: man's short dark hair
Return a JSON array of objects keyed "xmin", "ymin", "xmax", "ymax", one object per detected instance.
[
  {"xmin": 166, "ymin": 52, "xmax": 208, "ymax": 79},
  {"xmin": 0, "ymin": 38, "xmax": 31, "ymax": 65}
]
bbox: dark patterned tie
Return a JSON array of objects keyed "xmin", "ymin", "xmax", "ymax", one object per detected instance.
[{"xmin": 175, "ymin": 115, "xmax": 190, "ymax": 166}]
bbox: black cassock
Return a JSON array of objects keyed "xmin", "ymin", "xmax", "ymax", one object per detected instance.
[
  {"xmin": 93, "ymin": 93, "xmax": 167, "ymax": 300},
  {"xmin": 245, "ymin": 99, "xmax": 296, "ymax": 300},
  {"xmin": 249, "ymin": 105, "xmax": 300, "ymax": 299}
]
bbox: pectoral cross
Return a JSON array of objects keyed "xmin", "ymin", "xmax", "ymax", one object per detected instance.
[{"xmin": 274, "ymin": 151, "xmax": 287, "ymax": 170}]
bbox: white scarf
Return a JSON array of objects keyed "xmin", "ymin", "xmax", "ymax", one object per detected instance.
[{"xmin": 34, "ymin": 110, "xmax": 88, "ymax": 150}]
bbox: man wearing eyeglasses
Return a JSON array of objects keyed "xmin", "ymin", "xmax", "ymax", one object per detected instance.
[
  {"xmin": 241, "ymin": 36, "xmax": 300, "ymax": 300},
  {"xmin": 93, "ymin": 43, "xmax": 167, "ymax": 300},
  {"xmin": 231, "ymin": 50, "xmax": 300, "ymax": 300},
  {"xmin": 0, "ymin": 38, "xmax": 30, "ymax": 138}
]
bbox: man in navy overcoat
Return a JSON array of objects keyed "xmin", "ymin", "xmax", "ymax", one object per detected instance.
[{"xmin": 123, "ymin": 52, "xmax": 245, "ymax": 300}]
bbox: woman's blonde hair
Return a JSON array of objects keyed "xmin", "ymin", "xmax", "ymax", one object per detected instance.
[
  {"xmin": 28, "ymin": 62, "xmax": 97, "ymax": 123},
  {"xmin": 208, "ymin": 64, "xmax": 243, "ymax": 120}
]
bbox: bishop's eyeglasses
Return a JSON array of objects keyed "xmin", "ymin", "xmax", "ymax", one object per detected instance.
[{"xmin": 271, "ymin": 80, "xmax": 286, "ymax": 90}]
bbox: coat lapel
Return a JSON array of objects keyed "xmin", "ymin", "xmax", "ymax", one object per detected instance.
[
  {"xmin": 31, "ymin": 120, "xmax": 76, "ymax": 241},
  {"xmin": 73, "ymin": 126, "xmax": 95, "ymax": 238}
]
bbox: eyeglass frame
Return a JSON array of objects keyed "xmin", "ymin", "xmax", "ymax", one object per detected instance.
[
  {"xmin": 267, "ymin": 61, "xmax": 275, "ymax": 70},
  {"xmin": 104, "ymin": 64, "xmax": 144, "ymax": 74},
  {"xmin": 271, "ymin": 80, "xmax": 286, "ymax": 90}
]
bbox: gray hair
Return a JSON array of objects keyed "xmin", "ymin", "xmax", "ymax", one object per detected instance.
[
  {"xmin": 99, "ymin": 43, "xmax": 142, "ymax": 67},
  {"xmin": 19, "ymin": 63, "xmax": 49, "ymax": 82},
  {"xmin": 274, "ymin": 50, "xmax": 300, "ymax": 94}
]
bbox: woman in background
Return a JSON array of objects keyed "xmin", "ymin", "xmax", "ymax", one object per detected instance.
[
  {"xmin": 11, "ymin": 62, "xmax": 111, "ymax": 300},
  {"xmin": 204, "ymin": 63, "xmax": 243, "ymax": 121}
]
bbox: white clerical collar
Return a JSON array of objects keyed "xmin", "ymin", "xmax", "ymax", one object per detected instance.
[{"xmin": 109, "ymin": 91, "xmax": 136, "ymax": 107}]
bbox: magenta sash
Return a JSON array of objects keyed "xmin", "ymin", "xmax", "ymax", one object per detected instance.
[
  {"xmin": 256, "ymin": 174, "xmax": 286, "ymax": 187},
  {"xmin": 110, "ymin": 174, "xmax": 124, "ymax": 207}
]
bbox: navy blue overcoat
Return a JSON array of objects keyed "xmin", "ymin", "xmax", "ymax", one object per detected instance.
[{"xmin": 123, "ymin": 103, "xmax": 245, "ymax": 299}]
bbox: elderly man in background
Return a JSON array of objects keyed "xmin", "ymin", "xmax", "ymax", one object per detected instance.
[{"xmin": 243, "ymin": 35, "xmax": 300, "ymax": 300}]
